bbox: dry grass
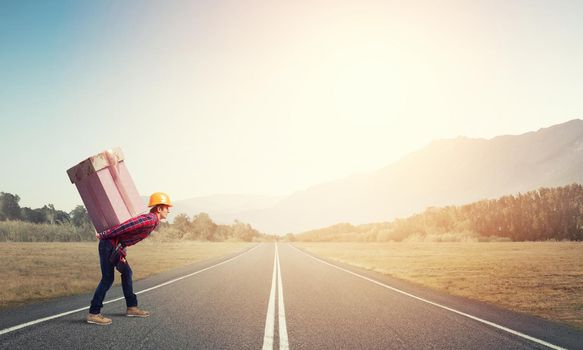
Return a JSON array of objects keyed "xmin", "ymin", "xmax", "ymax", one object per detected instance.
[
  {"xmin": 294, "ymin": 242, "xmax": 583, "ymax": 329},
  {"xmin": 0, "ymin": 241, "xmax": 252, "ymax": 309}
]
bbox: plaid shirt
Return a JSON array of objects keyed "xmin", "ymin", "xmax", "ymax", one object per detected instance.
[{"xmin": 98, "ymin": 213, "xmax": 159, "ymax": 257}]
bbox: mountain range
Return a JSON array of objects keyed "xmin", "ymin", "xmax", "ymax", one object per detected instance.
[{"xmin": 169, "ymin": 119, "xmax": 583, "ymax": 234}]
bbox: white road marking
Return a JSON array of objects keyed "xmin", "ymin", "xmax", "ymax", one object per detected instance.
[
  {"xmin": 0, "ymin": 244, "xmax": 260, "ymax": 336},
  {"xmin": 262, "ymin": 245, "xmax": 278, "ymax": 350},
  {"xmin": 262, "ymin": 243, "xmax": 290, "ymax": 350},
  {"xmin": 277, "ymin": 243, "xmax": 289, "ymax": 350},
  {"xmin": 290, "ymin": 245, "xmax": 567, "ymax": 350}
]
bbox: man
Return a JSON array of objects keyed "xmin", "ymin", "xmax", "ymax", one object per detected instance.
[{"xmin": 86, "ymin": 192, "xmax": 172, "ymax": 325}]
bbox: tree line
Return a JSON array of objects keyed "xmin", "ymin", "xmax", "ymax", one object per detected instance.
[
  {"xmin": 294, "ymin": 184, "xmax": 583, "ymax": 242},
  {"xmin": 0, "ymin": 192, "xmax": 91, "ymax": 226},
  {"xmin": 7, "ymin": 183, "xmax": 582, "ymax": 243},
  {"xmin": 158, "ymin": 213, "xmax": 263, "ymax": 242},
  {"xmin": 0, "ymin": 192, "xmax": 95, "ymax": 241},
  {"xmin": 0, "ymin": 191, "xmax": 265, "ymax": 242}
]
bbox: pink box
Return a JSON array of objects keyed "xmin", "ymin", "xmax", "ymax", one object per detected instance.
[{"xmin": 67, "ymin": 148, "xmax": 147, "ymax": 233}]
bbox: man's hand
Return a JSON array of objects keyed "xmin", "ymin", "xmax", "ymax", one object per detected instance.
[{"xmin": 95, "ymin": 232, "xmax": 100, "ymax": 240}]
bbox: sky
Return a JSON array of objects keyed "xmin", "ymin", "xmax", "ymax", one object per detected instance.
[{"xmin": 1, "ymin": 0, "xmax": 582, "ymax": 212}]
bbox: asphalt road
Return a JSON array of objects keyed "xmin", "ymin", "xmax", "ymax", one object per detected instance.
[{"xmin": 0, "ymin": 243, "xmax": 581, "ymax": 350}]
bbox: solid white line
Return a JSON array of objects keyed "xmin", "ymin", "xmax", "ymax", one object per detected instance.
[
  {"xmin": 276, "ymin": 243, "xmax": 289, "ymax": 350},
  {"xmin": 262, "ymin": 244, "xmax": 278, "ymax": 350},
  {"xmin": 0, "ymin": 244, "xmax": 260, "ymax": 336},
  {"xmin": 290, "ymin": 245, "xmax": 566, "ymax": 350}
]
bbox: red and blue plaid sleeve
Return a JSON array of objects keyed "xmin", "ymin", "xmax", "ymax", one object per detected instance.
[{"xmin": 99, "ymin": 214, "xmax": 158, "ymax": 240}]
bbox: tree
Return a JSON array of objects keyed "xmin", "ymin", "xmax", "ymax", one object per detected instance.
[
  {"xmin": 191, "ymin": 213, "xmax": 217, "ymax": 240},
  {"xmin": 172, "ymin": 213, "xmax": 191, "ymax": 239},
  {"xmin": 70, "ymin": 205, "xmax": 92, "ymax": 227},
  {"xmin": 20, "ymin": 207, "xmax": 45, "ymax": 223},
  {"xmin": 39, "ymin": 204, "xmax": 70, "ymax": 224},
  {"xmin": 231, "ymin": 220, "xmax": 259, "ymax": 242},
  {"xmin": 0, "ymin": 192, "xmax": 22, "ymax": 221}
]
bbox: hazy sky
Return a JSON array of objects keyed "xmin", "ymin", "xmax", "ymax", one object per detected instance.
[{"xmin": 1, "ymin": 0, "xmax": 582, "ymax": 212}]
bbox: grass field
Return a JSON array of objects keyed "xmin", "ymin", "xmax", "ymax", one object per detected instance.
[
  {"xmin": 0, "ymin": 241, "xmax": 252, "ymax": 309},
  {"xmin": 294, "ymin": 242, "xmax": 583, "ymax": 330}
]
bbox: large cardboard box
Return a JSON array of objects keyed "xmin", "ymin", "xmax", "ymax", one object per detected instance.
[{"xmin": 67, "ymin": 148, "xmax": 146, "ymax": 233}]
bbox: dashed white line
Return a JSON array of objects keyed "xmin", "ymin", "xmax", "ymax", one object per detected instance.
[
  {"xmin": 290, "ymin": 244, "xmax": 566, "ymax": 350},
  {"xmin": 0, "ymin": 244, "xmax": 260, "ymax": 336}
]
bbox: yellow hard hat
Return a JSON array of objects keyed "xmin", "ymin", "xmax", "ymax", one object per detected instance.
[{"xmin": 148, "ymin": 192, "xmax": 173, "ymax": 207}]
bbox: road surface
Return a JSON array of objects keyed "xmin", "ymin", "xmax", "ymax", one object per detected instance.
[{"xmin": 0, "ymin": 243, "xmax": 581, "ymax": 349}]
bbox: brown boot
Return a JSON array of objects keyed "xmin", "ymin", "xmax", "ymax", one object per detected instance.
[
  {"xmin": 127, "ymin": 306, "xmax": 150, "ymax": 317},
  {"xmin": 87, "ymin": 313, "xmax": 112, "ymax": 325}
]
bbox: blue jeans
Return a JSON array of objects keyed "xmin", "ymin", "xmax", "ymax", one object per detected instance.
[{"xmin": 89, "ymin": 240, "xmax": 138, "ymax": 314}]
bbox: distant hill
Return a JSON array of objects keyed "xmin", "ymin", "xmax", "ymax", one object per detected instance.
[
  {"xmin": 166, "ymin": 119, "xmax": 583, "ymax": 234},
  {"xmin": 167, "ymin": 194, "xmax": 285, "ymax": 224}
]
